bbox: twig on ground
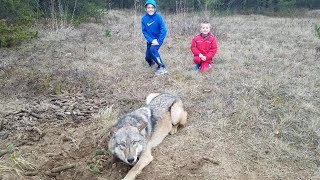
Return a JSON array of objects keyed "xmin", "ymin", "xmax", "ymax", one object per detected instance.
[
  {"xmin": 23, "ymin": 171, "xmax": 39, "ymax": 176},
  {"xmin": 0, "ymin": 150, "xmax": 8, "ymax": 157},
  {"xmin": 50, "ymin": 163, "xmax": 76, "ymax": 173}
]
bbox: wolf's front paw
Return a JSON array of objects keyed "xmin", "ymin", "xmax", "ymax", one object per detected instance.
[
  {"xmin": 122, "ymin": 177, "xmax": 134, "ymax": 180},
  {"xmin": 122, "ymin": 174, "xmax": 135, "ymax": 180},
  {"xmin": 169, "ymin": 126, "xmax": 178, "ymax": 135},
  {"xmin": 122, "ymin": 177, "xmax": 133, "ymax": 180}
]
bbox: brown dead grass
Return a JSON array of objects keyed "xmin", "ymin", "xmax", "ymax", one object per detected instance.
[{"xmin": 0, "ymin": 10, "xmax": 319, "ymax": 179}]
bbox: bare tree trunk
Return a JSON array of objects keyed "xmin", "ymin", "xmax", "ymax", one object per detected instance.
[
  {"xmin": 176, "ymin": 1, "xmax": 178, "ymax": 14},
  {"xmin": 57, "ymin": 0, "xmax": 64, "ymax": 28},
  {"xmin": 196, "ymin": 0, "xmax": 203, "ymax": 11},
  {"xmin": 71, "ymin": 0, "xmax": 78, "ymax": 25},
  {"xmin": 50, "ymin": 0, "xmax": 58, "ymax": 31}
]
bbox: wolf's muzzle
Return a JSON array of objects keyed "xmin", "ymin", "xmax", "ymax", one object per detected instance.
[{"xmin": 127, "ymin": 157, "xmax": 135, "ymax": 164}]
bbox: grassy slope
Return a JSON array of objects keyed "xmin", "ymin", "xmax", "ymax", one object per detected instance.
[{"xmin": 0, "ymin": 10, "xmax": 319, "ymax": 179}]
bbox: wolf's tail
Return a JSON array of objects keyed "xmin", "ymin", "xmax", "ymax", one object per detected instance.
[{"xmin": 146, "ymin": 93, "xmax": 161, "ymax": 105}]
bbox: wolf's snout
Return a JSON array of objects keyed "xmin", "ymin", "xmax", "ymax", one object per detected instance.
[{"xmin": 127, "ymin": 157, "xmax": 135, "ymax": 164}]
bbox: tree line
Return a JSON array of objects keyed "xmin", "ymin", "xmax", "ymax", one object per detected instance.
[
  {"xmin": 1, "ymin": 0, "xmax": 320, "ymax": 23},
  {"xmin": 109, "ymin": 0, "xmax": 320, "ymax": 12}
]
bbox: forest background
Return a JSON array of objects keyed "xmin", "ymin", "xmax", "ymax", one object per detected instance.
[{"xmin": 1, "ymin": 0, "xmax": 320, "ymax": 48}]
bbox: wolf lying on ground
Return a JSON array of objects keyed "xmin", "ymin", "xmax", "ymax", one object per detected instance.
[{"xmin": 108, "ymin": 93, "xmax": 188, "ymax": 180}]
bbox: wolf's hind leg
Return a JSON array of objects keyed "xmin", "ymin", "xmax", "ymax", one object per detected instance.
[{"xmin": 170, "ymin": 100, "xmax": 187, "ymax": 135}]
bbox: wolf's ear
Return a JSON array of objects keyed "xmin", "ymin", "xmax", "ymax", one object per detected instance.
[
  {"xmin": 138, "ymin": 122, "xmax": 147, "ymax": 132},
  {"xmin": 109, "ymin": 127, "xmax": 118, "ymax": 135}
]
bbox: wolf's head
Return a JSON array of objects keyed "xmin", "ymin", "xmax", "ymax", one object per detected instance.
[{"xmin": 108, "ymin": 123, "xmax": 147, "ymax": 165}]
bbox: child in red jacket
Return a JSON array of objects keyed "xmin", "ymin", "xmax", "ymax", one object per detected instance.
[{"xmin": 190, "ymin": 22, "xmax": 218, "ymax": 72}]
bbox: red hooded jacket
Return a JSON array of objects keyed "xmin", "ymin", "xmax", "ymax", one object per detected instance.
[{"xmin": 190, "ymin": 32, "xmax": 218, "ymax": 60}]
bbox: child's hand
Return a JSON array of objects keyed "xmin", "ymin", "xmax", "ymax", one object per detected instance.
[
  {"xmin": 199, "ymin": 54, "xmax": 206, "ymax": 61},
  {"xmin": 151, "ymin": 39, "xmax": 159, "ymax": 45}
]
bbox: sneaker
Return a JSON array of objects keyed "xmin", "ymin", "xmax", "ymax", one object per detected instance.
[
  {"xmin": 155, "ymin": 67, "xmax": 168, "ymax": 75},
  {"xmin": 194, "ymin": 64, "xmax": 200, "ymax": 71},
  {"xmin": 208, "ymin": 64, "xmax": 212, "ymax": 69},
  {"xmin": 149, "ymin": 61, "xmax": 155, "ymax": 67}
]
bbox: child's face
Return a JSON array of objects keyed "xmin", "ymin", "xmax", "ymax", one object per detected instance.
[
  {"xmin": 146, "ymin": 4, "xmax": 156, "ymax": 15},
  {"xmin": 200, "ymin": 23, "xmax": 211, "ymax": 35}
]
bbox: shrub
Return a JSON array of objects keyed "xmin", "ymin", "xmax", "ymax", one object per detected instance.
[
  {"xmin": 0, "ymin": 22, "xmax": 38, "ymax": 48},
  {"xmin": 0, "ymin": 0, "xmax": 38, "ymax": 47}
]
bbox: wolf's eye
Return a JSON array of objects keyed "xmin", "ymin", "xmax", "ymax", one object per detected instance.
[
  {"xmin": 132, "ymin": 141, "xmax": 139, "ymax": 146},
  {"xmin": 118, "ymin": 143, "xmax": 125, "ymax": 149}
]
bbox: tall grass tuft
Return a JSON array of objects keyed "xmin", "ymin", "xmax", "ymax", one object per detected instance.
[
  {"xmin": 0, "ymin": 144, "xmax": 36, "ymax": 177},
  {"xmin": 315, "ymin": 24, "xmax": 320, "ymax": 39}
]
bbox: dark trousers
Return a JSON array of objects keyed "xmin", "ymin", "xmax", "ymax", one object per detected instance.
[{"xmin": 145, "ymin": 43, "xmax": 165, "ymax": 68}]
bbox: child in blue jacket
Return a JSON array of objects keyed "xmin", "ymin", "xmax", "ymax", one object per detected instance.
[{"xmin": 142, "ymin": 0, "xmax": 168, "ymax": 75}]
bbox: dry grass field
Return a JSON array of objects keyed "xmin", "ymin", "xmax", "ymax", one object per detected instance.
[{"xmin": 0, "ymin": 10, "xmax": 319, "ymax": 180}]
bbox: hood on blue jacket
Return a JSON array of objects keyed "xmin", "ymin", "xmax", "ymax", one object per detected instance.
[{"xmin": 144, "ymin": 0, "xmax": 157, "ymax": 8}]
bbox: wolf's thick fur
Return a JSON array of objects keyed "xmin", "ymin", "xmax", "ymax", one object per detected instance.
[{"xmin": 108, "ymin": 93, "xmax": 187, "ymax": 180}]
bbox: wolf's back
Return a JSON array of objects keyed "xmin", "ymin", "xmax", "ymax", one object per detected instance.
[{"xmin": 147, "ymin": 93, "xmax": 178, "ymax": 121}]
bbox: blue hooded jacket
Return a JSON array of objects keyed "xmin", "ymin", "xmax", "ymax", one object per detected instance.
[{"xmin": 142, "ymin": 0, "xmax": 167, "ymax": 45}]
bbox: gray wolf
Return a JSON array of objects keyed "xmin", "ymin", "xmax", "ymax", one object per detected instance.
[{"xmin": 108, "ymin": 93, "xmax": 187, "ymax": 180}]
